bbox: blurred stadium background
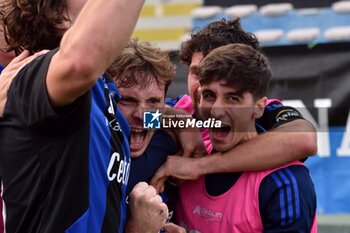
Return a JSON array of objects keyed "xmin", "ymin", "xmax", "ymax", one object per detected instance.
[{"xmin": 132, "ymin": 0, "xmax": 350, "ymax": 232}]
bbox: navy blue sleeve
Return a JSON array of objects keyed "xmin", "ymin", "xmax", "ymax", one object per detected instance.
[
  {"xmin": 165, "ymin": 95, "xmax": 183, "ymax": 107},
  {"xmin": 259, "ymin": 165, "xmax": 317, "ymax": 233},
  {"xmin": 256, "ymin": 101, "xmax": 304, "ymax": 132},
  {"xmin": 127, "ymin": 130, "xmax": 177, "ymax": 194}
]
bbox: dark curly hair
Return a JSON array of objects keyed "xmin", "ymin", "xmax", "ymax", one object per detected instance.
[
  {"xmin": 179, "ymin": 18, "xmax": 260, "ymax": 66},
  {"xmin": 0, "ymin": 0, "xmax": 68, "ymax": 54}
]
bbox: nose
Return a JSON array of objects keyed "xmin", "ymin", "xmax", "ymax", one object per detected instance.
[
  {"xmin": 210, "ymin": 99, "xmax": 225, "ymax": 119},
  {"xmin": 132, "ymin": 107, "xmax": 143, "ymax": 125}
]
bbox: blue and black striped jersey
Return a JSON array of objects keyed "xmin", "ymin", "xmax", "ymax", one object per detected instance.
[{"xmin": 0, "ymin": 49, "xmax": 130, "ymax": 233}]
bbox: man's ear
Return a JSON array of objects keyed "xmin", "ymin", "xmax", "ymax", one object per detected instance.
[{"xmin": 254, "ymin": 97, "xmax": 267, "ymax": 119}]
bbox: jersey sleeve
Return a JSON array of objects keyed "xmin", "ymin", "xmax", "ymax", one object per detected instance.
[
  {"xmin": 256, "ymin": 101, "xmax": 304, "ymax": 131},
  {"xmin": 166, "ymin": 95, "xmax": 183, "ymax": 107},
  {"xmin": 259, "ymin": 165, "xmax": 317, "ymax": 233},
  {"xmin": 8, "ymin": 49, "xmax": 90, "ymax": 136}
]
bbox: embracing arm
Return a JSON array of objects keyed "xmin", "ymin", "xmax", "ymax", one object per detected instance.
[
  {"xmin": 47, "ymin": 0, "xmax": 144, "ymax": 106},
  {"xmin": 151, "ymin": 119, "xmax": 317, "ymax": 191},
  {"xmin": 195, "ymin": 119, "xmax": 317, "ymax": 174}
]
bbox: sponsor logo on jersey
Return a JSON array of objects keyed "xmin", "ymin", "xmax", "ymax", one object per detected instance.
[{"xmin": 107, "ymin": 152, "xmax": 130, "ymax": 185}]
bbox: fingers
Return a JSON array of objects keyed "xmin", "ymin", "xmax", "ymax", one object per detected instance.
[
  {"xmin": 127, "ymin": 182, "xmax": 169, "ymax": 232},
  {"xmin": 155, "ymin": 176, "xmax": 167, "ymax": 193},
  {"xmin": 162, "ymin": 223, "xmax": 187, "ymax": 233},
  {"xmin": 150, "ymin": 167, "xmax": 168, "ymax": 193},
  {"xmin": 130, "ymin": 182, "xmax": 166, "ymax": 213},
  {"xmin": 158, "ymin": 202, "xmax": 169, "ymax": 223},
  {"xmin": 132, "ymin": 181, "xmax": 156, "ymax": 195},
  {"xmin": 17, "ymin": 50, "xmax": 50, "ymax": 71},
  {"xmin": 10, "ymin": 50, "xmax": 30, "ymax": 63},
  {"xmin": 5, "ymin": 49, "xmax": 49, "ymax": 72}
]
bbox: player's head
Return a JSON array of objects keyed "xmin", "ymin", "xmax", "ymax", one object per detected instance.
[
  {"xmin": 198, "ymin": 44, "xmax": 271, "ymax": 153},
  {"xmin": 179, "ymin": 18, "xmax": 260, "ymax": 114},
  {"xmin": 1, "ymin": 0, "xmax": 88, "ymax": 54},
  {"xmin": 109, "ymin": 39, "xmax": 175, "ymax": 158}
]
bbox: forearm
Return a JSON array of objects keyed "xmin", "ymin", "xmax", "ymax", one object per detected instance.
[
  {"xmin": 62, "ymin": 0, "xmax": 144, "ymax": 72},
  {"xmin": 47, "ymin": 0, "xmax": 144, "ymax": 106},
  {"xmin": 194, "ymin": 119, "xmax": 317, "ymax": 174},
  {"xmin": 124, "ymin": 220, "xmax": 155, "ymax": 233}
]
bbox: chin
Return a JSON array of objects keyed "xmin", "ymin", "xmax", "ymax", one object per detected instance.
[
  {"xmin": 130, "ymin": 149, "xmax": 147, "ymax": 158},
  {"xmin": 213, "ymin": 143, "xmax": 235, "ymax": 153},
  {"xmin": 129, "ymin": 133, "xmax": 153, "ymax": 158}
]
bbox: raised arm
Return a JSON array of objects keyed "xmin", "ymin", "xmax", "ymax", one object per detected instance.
[{"xmin": 47, "ymin": 0, "xmax": 144, "ymax": 106}]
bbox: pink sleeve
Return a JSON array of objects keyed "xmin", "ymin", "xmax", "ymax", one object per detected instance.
[{"xmin": 266, "ymin": 98, "xmax": 283, "ymax": 106}]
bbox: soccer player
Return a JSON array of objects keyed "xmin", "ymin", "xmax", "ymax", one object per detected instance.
[
  {"xmin": 108, "ymin": 39, "xmax": 177, "ymax": 193},
  {"xmin": 0, "ymin": 0, "xmax": 168, "ymax": 233},
  {"xmin": 108, "ymin": 39, "xmax": 191, "ymax": 232},
  {"xmin": 176, "ymin": 43, "xmax": 317, "ymax": 233},
  {"xmin": 151, "ymin": 19, "xmax": 317, "ymax": 191}
]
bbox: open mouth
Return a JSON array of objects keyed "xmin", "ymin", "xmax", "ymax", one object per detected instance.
[
  {"xmin": 211, "ymin": 123, "xmax": 231, "ymax": 139},
  {"xmin": 130, "ymin": 128, "xmax": 148, "ymax": 151}
]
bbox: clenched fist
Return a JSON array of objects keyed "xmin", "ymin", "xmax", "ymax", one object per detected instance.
[{"xmin": 125, "ymin": 182, "xmax": 168, "ymax": 233}]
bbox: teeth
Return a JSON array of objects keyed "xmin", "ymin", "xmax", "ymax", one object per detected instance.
[
  {"xmin": 131, "ymin": 128, "xmax": 144, "ymax": 133},
  {"xmin": 221, "ymin": 124, "xmax": 230, "ymax": 128},
  {"xmin": 130, "ymin": 128, "xmax": 147, "ymax": 147},
  {"xmin": 131, "ymin": 132, "xmax": 145, "ymax": 145}
]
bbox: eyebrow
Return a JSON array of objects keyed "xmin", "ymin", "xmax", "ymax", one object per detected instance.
[
  {"xmin": 201, "ymin": 88, "xmax": 213, "ymax": 94},
  {"xmin": 201, "ymin": 87, "xmax": 244, "ymax": 98},
  {"xmin": 147, "ymin": 97, "xmax": 162, "ymax": 103},
  {"xmin": 121, "ymin": 95, "xmax": 162, "ymax": 103},
  {"xmin": 225, "ymin": 91, "xmax": 244, "ymax": 98},
  {"xmin": 121, "ymin": 95, "xmax": 137, "ymax": 101}
]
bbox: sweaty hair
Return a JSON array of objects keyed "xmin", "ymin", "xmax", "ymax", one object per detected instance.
[
  {"xmin": 108, "ymin": 39, "xmax": 175, "ymax": 95},
  {"xmin": 179, "ymin": 18, "xmax": 260, "ymax": 66},
  {"xmin": 0, "ymin": 0, "xmax": 67, "ymax": 54},
  {"xmin": 198, "ymin": 44, "xmax": 271, "ymax": 99}
]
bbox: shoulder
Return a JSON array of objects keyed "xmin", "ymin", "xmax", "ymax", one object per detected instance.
[
  {"xmin": 259, "ymin": 165, "xmax": 316, "ymax": 232},
  {"xmin": 260, "ymin": 165, "xmax": 314, "ymax": 197},
  {"xmin": 10, "ymin": 49, "xmax": 58, "ymax": 94},
  {"xmin": 148, "ymin": 130, "xmax": 177, "ymax": 154},
  {"xmin": 165, "ymin": 95, "xmax": 184, "ymax": 107},
  {"xmin": 257, "ymin": 100, "xmax": 304, "ymax": 131}
]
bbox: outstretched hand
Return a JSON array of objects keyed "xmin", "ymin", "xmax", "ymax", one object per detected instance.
[{"xmin": 0, "ymin": 50, "xmax": 49, "ymax": 117}]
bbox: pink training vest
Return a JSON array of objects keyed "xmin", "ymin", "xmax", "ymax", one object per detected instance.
[{"xmin": 176, "ymin": 161, "xmax": 317, "ymax": 233}]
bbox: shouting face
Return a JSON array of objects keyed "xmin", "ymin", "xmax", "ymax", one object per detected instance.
[{"xmin": 118, "ymin": 75, "xmax": 165, "ymax": 158}]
